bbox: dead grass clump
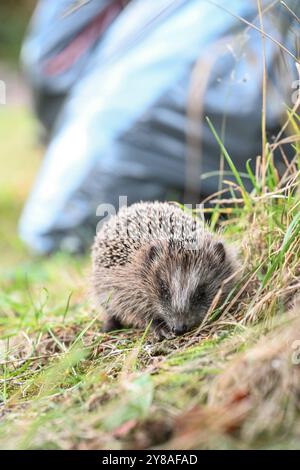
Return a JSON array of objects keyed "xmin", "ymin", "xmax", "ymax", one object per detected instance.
[{"xmin": 169, "ymin": 305, "xmax": 300, "ymax": 449}]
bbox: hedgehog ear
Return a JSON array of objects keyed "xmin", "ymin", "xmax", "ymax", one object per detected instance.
[
  {"xmin": 146, "ymin": 244, "xmax": 160, "ymax": 264},
  {"xmin": 215, "ymin": 241, "xmax": 226, "ymax": 264}
]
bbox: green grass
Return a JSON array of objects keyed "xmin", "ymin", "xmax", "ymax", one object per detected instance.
[
  {"xmin": 0, "ymin": 101, "xmax": 300, "ymax": 449},
  {"xmin": 0, "ymin": 2, "xmax": 35, "ymax": 63}
]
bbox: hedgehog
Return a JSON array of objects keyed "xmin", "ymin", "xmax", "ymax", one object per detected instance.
[{"xmin": 91, "ymin": 201, "xmax": 239, "ymax": 339}]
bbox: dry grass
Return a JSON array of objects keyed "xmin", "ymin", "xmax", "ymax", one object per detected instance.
[
  {"xmin": 0, "ymin": 109, "xmax": 299, "ymax": 448},
  {"xmin": 0, "ymin": 13, "xmax": 300, "ymax": 446},
  {"xmin": 169, "ymin": 300, "xmax": 300, "ymax": 449}
]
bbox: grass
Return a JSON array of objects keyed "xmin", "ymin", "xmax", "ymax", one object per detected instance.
[
  {"xmin": 0, "ymin": 2, "xmax": 35, "ymax": 63},
  {"xmin": 0, "ymin": 93, "xmax": 300, "ymax": 449}
]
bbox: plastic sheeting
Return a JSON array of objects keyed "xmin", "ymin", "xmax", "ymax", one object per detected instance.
[{"xmin": 19, "ymin": 0, "xmax": 300, "ymax": 253}]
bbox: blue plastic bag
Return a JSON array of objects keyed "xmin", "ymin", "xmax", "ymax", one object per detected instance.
[{"xmin": 20, "ymin": 0, "xmax": 300, "ymax": 253}]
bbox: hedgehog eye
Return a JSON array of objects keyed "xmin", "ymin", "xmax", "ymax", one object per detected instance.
[
  {"xmin": 191, "ymin": 284, "xmax": 206, "ymax": 305},
  {"xmin": 159, "ymin": 280, "xmax": 170, "ymax": 302}
]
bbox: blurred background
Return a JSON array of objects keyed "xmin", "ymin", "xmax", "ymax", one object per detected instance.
[
  {"xmin": 0, "ymin": 1, "xmax": 34, "ymax": 61},
  {"xmin": 0, "ymin": 0, "xmax": 38, "ymax": 268},
  {"xmin": 0, "ymin": 0, "xmax": 299, "ymax": 261}
]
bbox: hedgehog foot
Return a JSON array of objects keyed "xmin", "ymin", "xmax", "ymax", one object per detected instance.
[
  {"xmin": 102, "ymin": 315, "xmax": 124, "ymax": 333},
  {"xmin": 151, "ymin": 319, "xmax": 174, "ymax": 341}
]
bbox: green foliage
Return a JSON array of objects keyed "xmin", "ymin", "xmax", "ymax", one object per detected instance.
[
  {"xmin": 0, "ymin": 99, "xmax": 299, "ymax": 449},
  {"xmin": 0, "ymin": 1, "xmax": 35, "ymax": 62}
]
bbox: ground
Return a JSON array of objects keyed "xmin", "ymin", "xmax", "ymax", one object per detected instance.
[{"xmin": 0, "ymin": 81, "xmax": 300, "ymax": 449}]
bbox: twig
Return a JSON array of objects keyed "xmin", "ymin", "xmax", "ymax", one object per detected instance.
[
  {"xmin": 280, "ymin": 1, "xmax": 300, "ymax": 25},
  {"xmin": 206, "ymin": 0, "xmax": 300, "ymax": 64},
  {"xmin": 257, "ymin": 0, "xmax": 268, "ymax": 192}
]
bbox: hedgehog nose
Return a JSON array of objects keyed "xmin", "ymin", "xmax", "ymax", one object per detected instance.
[{"xmin": 173, "ymin": 325, "xmax": 188, "ymax": 336}]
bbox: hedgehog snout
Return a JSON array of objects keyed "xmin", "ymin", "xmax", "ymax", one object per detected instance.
[
  {"xmin": 170, "ymin": 314, "xmax": 190, "ymax": 335},
  {"xmin": 172, "ymin": 324, "xmax": 188, "ymax": 336}
]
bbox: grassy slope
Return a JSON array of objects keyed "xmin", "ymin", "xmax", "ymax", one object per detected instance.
[{"xmin": 0, "ymin": 105, "xmax": 299, "ymax": 450}]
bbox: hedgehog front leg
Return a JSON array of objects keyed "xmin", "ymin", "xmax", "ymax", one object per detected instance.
[
  {"xmin": 151, "ymin": 319, "xmax": 174, "ymax": 341},
  {"xmin": 101, "ymin": 314, "xmax": 125, "ymax": 333}
]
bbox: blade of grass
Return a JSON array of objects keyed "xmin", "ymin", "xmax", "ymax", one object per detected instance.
[
  {"xmin": 206, "ymin": 117, "xmax": 251, "ymax": 208},
  {"xmin": 246, "ymin": 159, "xmax": 260, "ymax": 193}
]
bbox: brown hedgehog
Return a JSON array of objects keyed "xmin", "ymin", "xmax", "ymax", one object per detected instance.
[{"xmin": 91, "ymin": 202, "xmax": 239, "ymax": 339}]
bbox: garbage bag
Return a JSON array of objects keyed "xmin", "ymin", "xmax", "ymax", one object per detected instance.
[{"xmin": 19, "ymin": 0, "xmax": 300, "ymax": 254}]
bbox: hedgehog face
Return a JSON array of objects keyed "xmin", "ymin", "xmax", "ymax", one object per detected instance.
[{"xmin": 143, "ymin": 239, "xmax": 234, "ymax": 336}]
